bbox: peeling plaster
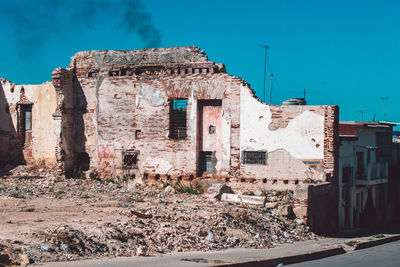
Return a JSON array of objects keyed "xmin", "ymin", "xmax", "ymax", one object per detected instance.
[
  {"xmin": 139, "ymin": 82, "xmax": 164, "ymax": 106},
  {"xmin": 141, "ymin": 157, "xmax": 173, "ymax": 174},
  {"xmin": 240, "ymin": 85, "xmax": 324, "ymax": 160}
]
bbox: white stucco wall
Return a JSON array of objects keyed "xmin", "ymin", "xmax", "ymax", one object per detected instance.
[{"xmin": 240, "ymin": 85, "xmax": 324, "ymax": 160}]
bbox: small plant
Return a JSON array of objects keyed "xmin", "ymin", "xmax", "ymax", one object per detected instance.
[
  {"xmin": 9, "ymin": 192, "xmax": 25, "ymax": 199},
  {"xmin": 124, "ymin": 195, "xmax": 144, "ymax": 203},
  {"xmin": 106, "ymin": 177, "xmax": 117, "ymax": 184},
  {"xmin": 345, "ymin": 240, "xmax": 358, "ymax": 247},
  {"xmin": 69, "ymin": 169, "xmax": 85, "ymax": 179},
  {"xmin": 373, "ymin": 234, "xmax": 385, "ymax": 239},
  {"xmin": 54, "ymin": 190, "xmax": 65, "ymax": 198},
  {"xmin": 80, "ymin": 194, "xmax": 90, "ymax": 199},
  {"xmin": 21, "ymin": 207, "xmax": 35, "ymax": 212},
  {"xmin": 172, "ymin": 181, "xmax": 203, "ymax": 195}
]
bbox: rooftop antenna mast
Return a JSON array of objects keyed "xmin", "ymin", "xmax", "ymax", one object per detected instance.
[
  {"xmin": 358, "ymin": 110, "xmax": 368, "ymax": 121},
  {"xmin": 262, "ymin": 45, "xmax": 269, "ymax": 103},
  {"xmin": 262, "ymin": 45, "xmax": 273, "ymax": 104},
  {"xmin": 380, "ymin": 97, "xmax": 388, "ymax": 121}
]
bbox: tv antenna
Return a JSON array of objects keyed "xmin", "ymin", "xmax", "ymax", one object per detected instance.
[
  {"xmin": 358, "ymin": 110, "xmax": 368, "ymax": 121},
  {"xmin": 380, "ymin": 97, "xmax": 388, "ymax": 121},
  {"xmin": 262, "ymin": 45, "xmax": 273, "ymax": 104}
]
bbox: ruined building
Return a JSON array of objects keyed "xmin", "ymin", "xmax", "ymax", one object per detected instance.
[{"xmin": 0, "ymin": 47, "xmax": 339, "ymax": 233}]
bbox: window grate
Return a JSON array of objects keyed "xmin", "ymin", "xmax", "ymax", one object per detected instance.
[
  {"xmin": 169, "ymin": 99, "xmax": 187, "ymax": 139},
  {"xmin": 243, "ymin": 151, "xmax": 267, "ymax": 165},
  {"xmin": 122, "ymin": 150, "xmax": 139, "ymax": 169}
]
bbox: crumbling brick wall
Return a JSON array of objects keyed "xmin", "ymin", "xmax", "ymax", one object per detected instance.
[
  {"xmin": 55, "ymin": 47, "xmax": 243, "ymax": 180},
  {"xmin": 52, "ymin": 47, "xmax": 339, "ymax": 192},
  {"xmin": 238, "ymin": 84, "xmax": 339, "ymax": 191}
]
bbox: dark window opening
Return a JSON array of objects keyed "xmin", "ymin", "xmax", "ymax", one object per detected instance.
[
  {"xmin": 376, "ymin": 132, "xmax": 392, "ymax": 162},
  {"xmin": 178, "ymin": 176, "xmax": 183, "ymax": 181},
  {"xmin": 209, "ymin": 125, "xmax": 215, "ymax": 134},
  {"xmin": 169, "ymin": 99, "xmax": 187, "ymax": 139},
  {"xmin": 122, "ymin": 150, "xmax": 139, "ymax": 169},
  {"xmin": 241, "ymin": 178, "xmax": 246, "ymax": 182},
  {"xmin": 243, "ymin": 151, "xmax": 267, "ymax": 165},
  {"xmin": 135, "ymin": 129, "xmax": 142, "ymax": 140},
  {"xmin": 342, "ymin": 166, "xmax": 353, "ymax": 186},
  {"xmin": 199, "ymin": 151, "xmax": 213, "ymax": 174},
  {"xmin": 143, "ymin": 173, "xmax": 148, "ymax": 180},
  {"xmin": 20, "ymin": 104, "xmax": 32, "ymax": 131},
  {"xmin": 295, "ymin": 179, "xmax": 299, "ymax": 185},
  {"xmin": 225, "ymin": 177, "xmax": 230, "ymax": 182},
  {"xmin": 17, "ymin": 104, "xmax": 33, "ymax": 146},
  {"xmin": 155, "ymin": 174, "xmax": 160, "ymax": 181},
  {"xmin": 189, "ymin": 175, "xmax": 194, "ymax": 181},
  {"xmin": 356, "ymin": 152, "xmax": 364, "ymax": 179},
  {"xmin": 283, "ymin": 180, "xmax": 289, "ymax": 184},
  {"xmin": 262, "ymin": 178, "xmax": 267, "ymax": 183}
]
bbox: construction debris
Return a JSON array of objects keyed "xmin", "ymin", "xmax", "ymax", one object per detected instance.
[
  {"xmin": 221, "ymin": 193, "xmax": 266, "ymax": 206},
  {"xmin": 0, "ymin": 167, "xmax": 317, "ymax": 263}
]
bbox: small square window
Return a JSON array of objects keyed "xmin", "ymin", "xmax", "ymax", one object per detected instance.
[{"xmin": 122, "ymin": 150, "xmax": 139, "ymax": 169}]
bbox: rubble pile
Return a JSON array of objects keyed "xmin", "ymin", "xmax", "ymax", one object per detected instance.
[{"xmin": 0, "ymin": 167, "xmax": 316, "ymax": 263}]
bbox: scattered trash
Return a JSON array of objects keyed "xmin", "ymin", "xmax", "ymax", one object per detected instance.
[
  {"xmin": 206, "ymin": 232, "xmax": 216, "ymax": 243},
  {"xmin": 136, "ymin": 245, "xmax": 147, "ymax": 256},
  {"xmin": 0, "ymin": 165, "xmax": 316, "ymax": 263},
  {"xmin": 131, "ymin": 210, "xmax": 153, "ymax": 219},
  {"xmin": 40, "ymin": 244, "xmax": 53, "ymax": 252}
]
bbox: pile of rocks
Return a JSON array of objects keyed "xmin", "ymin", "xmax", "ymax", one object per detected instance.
[{"xmin": 0, "ymin": 168, "xmax": 316, "ymax": 263}]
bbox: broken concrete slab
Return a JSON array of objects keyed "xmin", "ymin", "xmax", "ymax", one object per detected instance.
[
  {"xmin": 220, "ymin": 193, "xmax": 266, "ymax": 206},
  {"xmin": 205, "ymin": 183, "xmax": 234, "ymax": 200},
  {"xmin": 277, "ymin": 204, "xmax": 294, "ymax": 217}
]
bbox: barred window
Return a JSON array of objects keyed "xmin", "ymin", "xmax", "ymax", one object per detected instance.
[
  {"xmin": 243, "ymin": 151, "xmax": 267, "ymax": 165},
  {"xmin": 169, "ymin": 99, "xmax": 187, "ymax": 139},
  {"xmin": 122, "ymin": 150, "xmax": 139, "ymax": 169}
]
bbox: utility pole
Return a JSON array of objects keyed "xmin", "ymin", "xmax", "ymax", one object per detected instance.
[
  {"xmin": 358, "ymin": 110, "xmax": 368, "ymax": 121},
  {"xmin": 380, "ymin": 97, "xmax": 388, "ymax": 121},
  {"xmin": 262, "ymin": 45, "xmax": 269, "ymax": 103}
]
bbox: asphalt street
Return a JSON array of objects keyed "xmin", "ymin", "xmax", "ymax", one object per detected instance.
[{"xmin": 289, "ymin": 240, "xmax": 400, "ymax": 267}]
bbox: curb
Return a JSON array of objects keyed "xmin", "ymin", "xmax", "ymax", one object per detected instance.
[
  {"xmin": 355, "ymin": 234, "xmax": 400, "ymax": 250},
  {"xmin": 220, "ymin": 247, "xmax": 346, "ymax": 267}
]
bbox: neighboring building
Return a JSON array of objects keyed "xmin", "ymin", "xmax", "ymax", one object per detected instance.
[
  {"xmin": 338, "ymin": 121, "xmax": 396, "ymax": 229},
  {"xmin": 0, "ymin": 47, "xmax": 340, "ymax": 233}
]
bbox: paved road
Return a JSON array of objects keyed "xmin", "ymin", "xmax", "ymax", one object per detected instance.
[{"xmin": 290, "ymin": 240, "xmax": 400, "ymax": 267}]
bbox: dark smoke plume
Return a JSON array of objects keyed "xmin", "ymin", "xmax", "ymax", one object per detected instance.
[{"xmin": 1, "ymin": 0, "xmax": 161, "ymax": 57}]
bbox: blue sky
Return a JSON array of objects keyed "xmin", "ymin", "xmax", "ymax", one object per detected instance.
[{"xmin": 1, "ymin": 0, "xmax": 399, "ymax": 125}]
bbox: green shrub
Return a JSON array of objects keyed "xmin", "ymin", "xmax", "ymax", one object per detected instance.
[{"xmin": 172, "ymin": 181, "xmax": 203, "ymax": 195}]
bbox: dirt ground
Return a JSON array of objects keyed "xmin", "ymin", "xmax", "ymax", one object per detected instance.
[{"xmin": 0, "ymin": 167, "xmax": 316, "ymax": 265}]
